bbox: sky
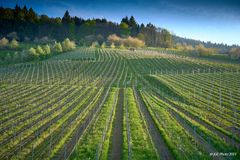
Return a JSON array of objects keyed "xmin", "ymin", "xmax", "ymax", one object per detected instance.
[{"xmin": 1, "ymin": 0, "xmax": 240, "ymax": 45}]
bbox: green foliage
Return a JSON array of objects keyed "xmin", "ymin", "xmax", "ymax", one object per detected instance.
[
  {"xmin": 101, "ymin": 42, "xmax": 106, "ymax": 48},
  {"xmin": 129, "ymin": 16, "xmax": 137, "ymax": 28},
  {"xmin": 42, "ymin": 44, "xmax": 51, "ymax": 55},
  {"xmin": 195, "ymin": 44, "xmax": 218, "ymax": 56},
  {"xmin": 119, "ymin": 43, "xmax": 125, "ymax": 49},
  {"xmin": 10, "ymin": 39, "xmax": 77, "ymax": 62},
  {"xmin": 120, "ymin": 22, "xmax": 128, "ymax": 29},
  {"xmin": 26, "ymin": 7, "xmax": 37, "ymax": 22},
  {"xmin": 110, "ymin": 42, "xmax": 115, "ymax": 49},
  {"xmin": 84, "ymin": 19, "xmax": 96, "ymax": 26},
  {"xmin": 36, "ymin": 45, "xmax": 44, "ymax": 55},
  {"xmin": 96, "ymin": 34, "xmax": 104, "ymax": 45},
  {"xmin": 62, "ymin": 38, "xmax": 76, "ymax": 51},
  {"xmin": 62, "ymin": 10, "xmax": 72, "ymax": 24},
  {"xmin": 121, "ymin": 16, "xmax": 129, "ymax": 25},
  {"xmin": 229, "ymin": 47, "xmax": 240, "ymax": 59},
  {"xmin": 9, "ymin": 39, "xmax": 19, "ymax": 49},
  {"xmin": 137, "ymin": 33, "xmax": 145, "ymax": 41},
  {"xmin": 0, "ymin": 37, "xmax": 19, "ymax": 50},
  {"xmin": 126, "ymin": 88, "xmax": 158, "ymax": 160},
  {"xmin": 91, "ymin": 41, "xmax": 99, "ymax": 48},
  {"xmin": 28, "ymin": 47, "xmax": 39, "ymax": 58},
  {"xmin": 140, "ymin": 25, "xmax": 173, "ymax": 48},
  {"xmin": 121, "ymin": 16, "xmax": 137, "ymax": 28},
  {"xmin": 0, "ymin": 5, "xmax": 175, "ymax": 48},
  {"xmin": 12, "ymin": 52, "xmax": 19, "ymax": 61},
  {"xmin": 53, "ymin": 42, "xmax": 63, "ymax": 53},
  {"xmin": 175, "ymin": 43, "xmax": 194, "ymax": 52},
  {"xmin": 158, "ymin": 29, "xmax": 173, "ymax": 48},
  {"xmin": 120, "ymin": 22, "xmax": 130, "ymax": 36},
  {"xmin": 0, "ymin": 37, "xmax": 9, "ymax": 48},
  {"xmin": 0, "ymin": 48, "xmax": 239, "ymax": 159},
  {"xmin": 4, "ymin": 52, "xmax": 11, "ymax": 62},
  {"xmin": 175, "ymin": 43, "xmax": 220, "ymax": 57},
  {"xmin": 70, "ymin": 88, "xmax": 117, "ymax": 160},
  {"xmin": 146, "ymin": 75, "xmax": 183, "ymax": 100}
]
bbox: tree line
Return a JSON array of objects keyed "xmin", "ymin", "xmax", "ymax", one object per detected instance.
[
  {"xmin": 0, "ymin": 5, "xmax": 173, "ymax": 48},
  {"xmin": 0, "ymin": 5, "xmax": 239, "ymax": 60}
]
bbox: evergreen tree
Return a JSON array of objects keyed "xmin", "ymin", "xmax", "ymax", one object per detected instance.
[
  {"xmin": 121, "ymin": 16, "xmax": 129, "ymax": 25},
  {"xmin": 14, "ymin": 4, "xmax": 24, "ymax": 20},
  {"xmin": 22, "ymin": 5, "xmax": 28, "ymax": 20},
  {"xmin": 73, "ymin": 16, "xmax": 84, "ymax": 25},
  {"xmin": 26, "ymin": 7, "xmax": 37, "ymax": 22},
  {"xmin": 129, "ymin": 16, "xmax": 137, "ymax": 28},
  {"xmin": 62, "ymin": 10, "xmax": 72, "ymax": 24}
]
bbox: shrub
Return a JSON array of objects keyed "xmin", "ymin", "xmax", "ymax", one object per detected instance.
[
  {"xmin": 108, "ymin": 34, "xmax": 121, "ymax": 42},
  {"xmin": 124, "ymin": 36, "xmax": 145, "ymax": 48},
  {"xmin": 84, "ymin": 35, "xmax": 95, "ymax": 46},
  {"xmin": 108, "ymin": 34, "xmax": 122, "ymax": 46},
  {"xmin": 96, "ymin": 34, "xmax": 104, "ymax": 44},
  {"xmin": 91, "ymin": 41, "xmax": 99, "ymax": 48},
  {"xmin": 229, "ymin": 47, "xmax": 240, "ymax": 59},
  {"xmin": 101, "ymin": 42, "xmax": 106, "ymax": 48},
  {"xmin": 53, "ymin": 42, "xmax": 63, "ymax": 53},
  {"xmin": 36, "ymin": 45, "xmax": 45, "ymax": 55},
  {"xmin": 110, "ymin": 42, "xmax": 115, "ymax": 49},
  {"xmin": 0, "ymin": 37, "xmax": 9, "ymax": 48},
  {"xmin": 43, "ymin": 44, "xmax": 51, "ymax": 55},
  {"xmin": 195, "ymin": 44, "xmax": 218, "ymax": 56},
  {"xmin": 62, "ymin": 38, "xmax": 76, "ymax": 51},
  {"xmin": 119, "ymin": 43, "xmax": 125, "ymax": 49},
  {"xmin": 28, "ymin": 47, "xmax": 39, "ymax": 58},
  {"xmin": 195, "ymin": 44, "xmax": 207, "ymax": 54},
  {"xmin": 137, "ymin": 33, "xmax": 145, "ymax": 41},
  {"xmin": 175, "ymin": 43, "xmax": 194, "ymax": 52},
  {"xmin": 9, "ymin": 39, "xmax": 19, "ymax": 49},
  {"xmin": 107, "ymin": 34, "xmax": 144, "ymax": 48}
]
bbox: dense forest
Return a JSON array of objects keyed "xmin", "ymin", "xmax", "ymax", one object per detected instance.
[{"xmin": 0, "ymin": 5, "xmax": 173, "ymax": 48}]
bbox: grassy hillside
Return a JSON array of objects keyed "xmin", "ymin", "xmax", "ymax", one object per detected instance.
[{"xmin": 0, "ymin": 47, "xmax": 239, "ymax": 159}]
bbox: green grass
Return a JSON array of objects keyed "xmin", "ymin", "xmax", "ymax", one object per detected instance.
[
  {"xmin": 70, "ymin": 88, "xmax": 117, "ymax": 160},
  {"xmin": 126, "ymin": 88, "xmax": 158, "ymax": 160}
]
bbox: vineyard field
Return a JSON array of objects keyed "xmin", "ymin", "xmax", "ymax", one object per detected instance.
[{"xmin": 0, "ymin": 47, "xmax": 239, "ymax": 160}]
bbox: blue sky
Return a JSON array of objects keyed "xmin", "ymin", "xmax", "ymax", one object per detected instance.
[{"xmin": 1, "ymin": 0, "xmax": 240, "ymax": 45}]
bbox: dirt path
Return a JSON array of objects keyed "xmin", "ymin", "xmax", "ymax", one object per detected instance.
[
  {"xmin": 109, "ymin": 89, "xmax": 123, "ymax": 160},
  {"xmin": 133, "ymin": 88, "xmax": 174, "ymax": 160}
]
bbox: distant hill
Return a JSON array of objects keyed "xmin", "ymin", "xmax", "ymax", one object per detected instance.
[{"xmin": 173, "ymin": 35, "xmax": 239, "ymax": 53}]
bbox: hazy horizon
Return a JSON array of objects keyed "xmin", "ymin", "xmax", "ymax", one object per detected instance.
[{"xmin": 1, "ymin": 0, "xmax": 240, "ymax": 45}]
